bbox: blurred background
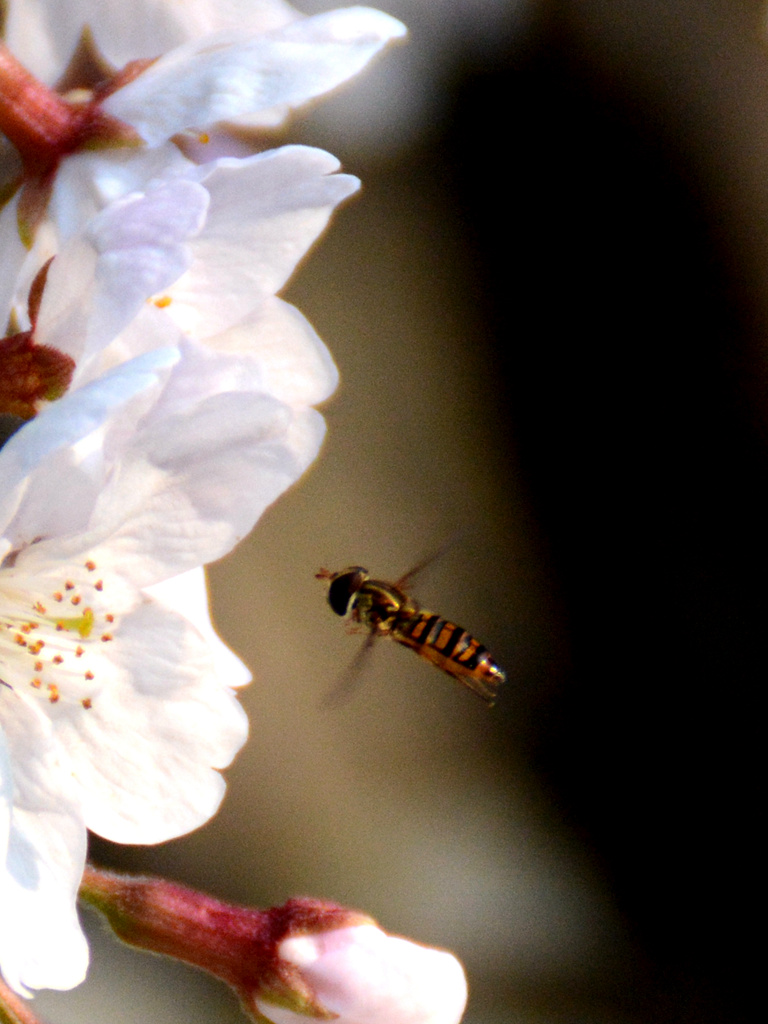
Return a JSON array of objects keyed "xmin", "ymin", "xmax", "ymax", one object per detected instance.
[{"xmin": 40, "ymin": 1, "xmax": 764, "ymax": 1022}]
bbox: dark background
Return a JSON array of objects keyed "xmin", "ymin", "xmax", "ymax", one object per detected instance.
[{"xmin": 447, "ymin": 4, "xmax": 764, "ymax": 1021}]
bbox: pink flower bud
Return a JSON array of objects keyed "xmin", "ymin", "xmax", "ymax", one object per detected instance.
[
  {"xmin": 80, "ymin": 868, "xmax": 466, "ymax": 1024},
  {"xmin": 254, "ymin": 923, "xmax": 468, "ymax": 1024}
]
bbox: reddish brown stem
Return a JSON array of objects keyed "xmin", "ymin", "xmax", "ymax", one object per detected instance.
[
  {"xmin": 0, "ymin": 976, "xmax": 49, "ymax": 1024},
  {"xmin": 79, "ymin": 864, "xmax": 367, "ymax": 1014},
  {"xmin": 0, "ymin": 44, "xmax": 81, "ymax": 160}
]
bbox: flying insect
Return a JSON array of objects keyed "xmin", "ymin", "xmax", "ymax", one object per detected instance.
[{"xmin": 316, "ymin": 561, "xmax": 505, "ymax": 706}]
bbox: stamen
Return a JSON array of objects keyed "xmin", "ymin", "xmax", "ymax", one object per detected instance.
[{"xmin": 0, "ymin": 558, "xmax": 118, "ymax": 712}]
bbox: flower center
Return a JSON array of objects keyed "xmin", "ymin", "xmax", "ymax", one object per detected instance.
[{"xmin": 0, "ymin": 556, "xmax": 118, "ymax": 709}]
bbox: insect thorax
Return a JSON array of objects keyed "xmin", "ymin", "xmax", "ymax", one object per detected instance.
[{"xmin": 352, "ymin": 580, "xmax": 415, "ymax": 634}]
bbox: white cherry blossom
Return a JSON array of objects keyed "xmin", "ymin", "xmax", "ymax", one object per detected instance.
[
  {"xmin": 0, "ymin": 6, "xmax": 402, "ymax": 322},
  {"xmin": 0, "ymin": 348, "xmax": 192, "ymax": 997},
  {"xmin": 0, "ymin": 147, "xmax": 352, "ymax": 996}
]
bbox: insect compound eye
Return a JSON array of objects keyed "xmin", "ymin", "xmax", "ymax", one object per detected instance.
[{"xmin": 327, "ymin": 568, "xmax": 367, "ymax": 616}]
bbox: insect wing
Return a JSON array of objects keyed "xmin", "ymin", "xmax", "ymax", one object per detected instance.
[
  {"xmin": 320, "ymin": 631, "xmax": 378, "ymax": 709},
  {"xmin": 395, "ymin": 531, "xmax": 463, "ymax": 591}
]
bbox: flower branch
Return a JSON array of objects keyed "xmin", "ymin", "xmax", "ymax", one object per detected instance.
[{"xmin": 80, "ymin": 865, "xmax": 468, "ymax": 1024}]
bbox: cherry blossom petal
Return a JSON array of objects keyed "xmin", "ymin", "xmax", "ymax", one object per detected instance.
[
  {"xmin": 46, "ymin": 146, "xmax": 197, "ymax": 248},
  {"xmin": 0, "ymin": 149, "xmax": 198, "ymax": 323},
  {"xmin": 5, "ymin": 571, "xmax": 248, "ymax": 845},
  {"xmin": 208, "ymin": 296, "xmax": 339, "ymax": 407},
  {"xmin": 2, "ymin": 0, "xmax": 299, "ymax": 83},
  {"xmin": 0, "ymin": 347, "xmax": 179, "ymax": 547},
  {"xmin": 26, "ymin": 148, "xmax": 351, "ymax": 388},
  {"xmin": 162, "ymin": 147, "xmax": 359, "ymax": 339},
  {"xmin": 83, "ymin": 379, "xmax": 326, "ymax": 585},
  {"xmin": 143, "ymin": 568, "xmax": 251, "ymax": 690},
  {"xmin": 0, "ymin": 702, "xmax": 88, "ymax": 995},
  {"xmin": 0, "ymin": 198, "xmax": 28, "ymax": 327},
  {"xmin": 103, "ymin": 8, "xmax": 406, "ymax": 145},
  {"xmin": 36, "ymin": 180, "xmax": 209, "ymax": 374}
]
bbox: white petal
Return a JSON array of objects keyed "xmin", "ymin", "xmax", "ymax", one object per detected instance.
[
  {"xmin": 144, "ymin": 568, "xmax": 251, "ymax": 690},
  {"xmin": 84, "ymin": 383, "xmax": 313, "ymax": 585},
  {"xmin": 39, "ymin": 598, "xmax": 247, "ymax": 845},
  {"xmin": 47, "ymin": 146, "xmax": 197, "ymax": 245},
  {"xmin": 0, "ymin": 195, "xmax": 28, "ymax": 324},
  {"xmin": 208, "ymin": 296, "xmax": 339, "ymax": 407},
  {"xmin": 3, "ymin": 0, "xmax": 299, "ymax": 83},
  {"xmin": 104, "ymin": 8, "xmax": 406, "ymax": 144},
  {"xmin": 162, "ymin": 147, "xmax": 358, "ymax": 339},
  {"xmin": 37, "ymin": 180, "xmax": 209, "ymax": 373},
  {"xmin": 0, "ymin": 703, "xmax": 88, "ymax": 996},
  {"xmin": 0, "ymin": 348, "xmax": 179, "ymax": 545}
]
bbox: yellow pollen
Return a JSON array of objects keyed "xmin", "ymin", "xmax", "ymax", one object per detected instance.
[
  {"xmin": 153, "ymin": 295, "xmax": 172, "ymax": 308},
  {"xmin": 75, "ymin": 646, "xmax": 84, "ymax": 657},
  {"xmin": 101, "ymin": 633, "xmax": 113, "ymax": 642},
  {"xmin": 198, "ymin": 132, "xmax": 210, "ymax": 144},
  {"xmin": 85, "ymin": 670, "xmax": 94, "ymax": 680},
  {"xmin": 34, "ymin": 660, "xmax": 43, "ymax": 671},
  {"xmin": 95, "ymin": 580, "xmax": 103, "ymax": 591},
  {"xmin": 81, "ymin": 608, "xmax": 94, "ymax": 636},
  {"xmin": 54, "ymin": 607, "xmax": 94, "ymax": 638},
  {"xmin": 53, "ymin": 592, "xmax": 63, "ymax": 602},
  {"xmin": 71, "ymin": 595, "xmax": 81, "ymax": 605},
  {"xmin": 52, "ymin": 655, "xmax": 63, "ymax": 665},
  {"xmin": 85, "ymin": 561, "xmax": 96, "ymax": 571},
  {"xmin": 81, "ymin": 698, "xmax": 92, "ymax": 709},
  {"xmin": 105, "ymin": 613, "xmax": 114, "ymax": 623},
  {"xmin": 47, "ymin": 684, "xmax": 59, "ymax": 703},
  {"xmin": 64, "ymin": 581, "xmax": 75, "ymax": 591},
  {"xmin": 29, "ymin": 640, "xmax": 44, "ymax": 654},
  {"xmin": 14, "ymin": 634, "xmax": 26, "ymax": 646},
  {"xmin": 34, "ymin": 601, "xmax": 46, "ymax": 614},
  {"xmin": 30, "ymin": 678, "xmax": 41, "ymax": 689}
]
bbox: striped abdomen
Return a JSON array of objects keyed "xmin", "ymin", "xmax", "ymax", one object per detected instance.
[{"xmin": 393, "ymin": 610, "xmax": 505, "ymax": 705}]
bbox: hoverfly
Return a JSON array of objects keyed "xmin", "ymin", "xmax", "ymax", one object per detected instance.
[{"xmin": 316, "ymin": 558, "xmax": 505, "ymax": 706}]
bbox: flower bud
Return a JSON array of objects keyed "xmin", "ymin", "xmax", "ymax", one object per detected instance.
[
  {"xmin": 254, "ymin": 923, "xmax": 468, "ymax": 1024},
  {"xmin": 80, "ymin": 867, "xmax": 467, "ymax": 1024}
]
